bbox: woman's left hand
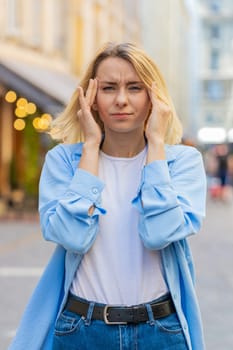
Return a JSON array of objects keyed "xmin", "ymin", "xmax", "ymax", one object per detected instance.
[{"xmin": 145, "ymin": 82, "xmax": 171, "ymax": 144}]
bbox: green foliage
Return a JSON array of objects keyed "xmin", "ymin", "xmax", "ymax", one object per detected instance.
[
  {"xmin": 9, "ymin": 155, "xmax": 18, "ymax": 190},
  {"xmin": 23, "ymin": 118, "xmax": 40, "ymax": 197}
]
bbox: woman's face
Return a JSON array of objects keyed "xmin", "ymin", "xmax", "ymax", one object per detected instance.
[{"xmin": 94, "ymin": 57, "xmax": 151, "ymax": 135}]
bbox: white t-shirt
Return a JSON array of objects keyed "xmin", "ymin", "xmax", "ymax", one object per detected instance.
[{"xmin": 71, "ymin": 147, "xmax": 168, "ymax": 305}]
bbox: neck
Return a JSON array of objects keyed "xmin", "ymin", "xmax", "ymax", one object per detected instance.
[{"xmin": 101, "ymin": 130, "xmax": 146, "ymax": 158}]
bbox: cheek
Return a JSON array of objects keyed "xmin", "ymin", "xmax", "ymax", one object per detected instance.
[
  {"xmin": 94, "ymin": 95, "xmax": 108, "ymax": 121},
  {"xmin": 135, "ymin": 92, "xmax": 150, "ymax": 110},
  {"xmin": 139, "ymin": 98, "xmax": 151, "ymax": 118},
  {"xmin": 95, "ymin": 92, "xmax": 109, "ymax": 112}
]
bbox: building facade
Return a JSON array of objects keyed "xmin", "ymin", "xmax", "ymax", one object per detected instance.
[
  {"xmin": 139, "ymin": 0, "xmax": 200, "ymax": 137},
  {"xmin": 0, "ymin": 0, "xmax": 141, "ymax": 213},
  {"xmin": 197, "ymin": 0, "xmax": 233, "ymax": 144}
]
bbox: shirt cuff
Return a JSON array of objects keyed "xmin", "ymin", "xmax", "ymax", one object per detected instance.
[
  {"xmin": 66, "ymin": 168, "xmax": 105, "ymax": 203},
  {"xmin": 142, "ymin": 160, "xmax": 171, "ymax": 185}
]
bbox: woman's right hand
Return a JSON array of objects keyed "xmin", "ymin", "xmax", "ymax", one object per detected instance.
[{"xmin": 77, "ymin": 78, "xmax": 102, "ymax": 147}]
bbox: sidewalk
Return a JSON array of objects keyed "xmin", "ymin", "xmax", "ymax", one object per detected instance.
[
  {"xmin": 0, "ymin": 210, "xmax": 39, "ymax": 223},
  {"xmin": 190, "ymin": 199, "xmax": 233, "ymax": 349}
]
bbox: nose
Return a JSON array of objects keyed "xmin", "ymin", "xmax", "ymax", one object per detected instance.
[{"xmin": 115, "ymin": 88, "xmax": 128, "ymax": 106}]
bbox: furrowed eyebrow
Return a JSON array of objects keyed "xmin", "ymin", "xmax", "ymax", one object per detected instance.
[
  {"xmin": 99, "ymin": 81, "xmax": 117, "ymax": 85},
  {"xmin": 127, "ymin": 81, "xmax": 143, "ymax": 85},
  {"xmin": 98, "ymin": 80, "xmax": 143, "ymax": 85}
]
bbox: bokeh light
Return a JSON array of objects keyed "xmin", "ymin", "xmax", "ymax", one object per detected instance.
[
  {"xmin": 39, "ymin": 118, "xmax": 50, "ymax": 129},
  {"xmin": 25, "ymin": 102, "xmax": 37, "ymax": 114},
  {"xmin": 41, "ymin": 113, "xmax": 52, "ymax": 122},
  {"xmin": 17, "ymin": 98, "xmax": 28, "ymax": 107},
  {"xmin": 14, "ymin": 119, "xmax": 26, "ymax": 130},
  {"xmin": 5, "ymin": 90, "xmax": 17, "ymax": 103},
  {"xmin": 15, "ymin": 107, "xmax": 27, "ymax": 118},
  {"xmin": 5, "ymin": 90, "xmax": 52, "ymax": 132},
  {"xmin": 32, "ymin": 115, "xmax": 51, "ymax": 131},
  {"xmin": 32, "ymin": 117, "xmax": 41, "ymax": 129}
]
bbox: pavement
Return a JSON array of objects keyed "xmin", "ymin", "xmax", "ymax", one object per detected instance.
[
  {"xmin": 0, "ymin": 199, "xmax": 233, "ymax": 349},
  {"xmin": 190, "ymin": 198, "xmax": 233, "ymax": 349},
  {"xmin": 0, "ymin": 216, "xmax": 54, "ymax": 350}
]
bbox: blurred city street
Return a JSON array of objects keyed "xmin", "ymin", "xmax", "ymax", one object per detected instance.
[
  {"xmin": 0, "ymin": 1, "xmax": 233, "ymax": 349},
  {"xmin": 0, "ymin": 199, "xmax": 233, "ymax": 349},
  {"xmin": 190, "ymin": 198, "xmax": 233, "ymax": 349},
  {"xmin": 0, "ymin": 217, "xmax": 54, "ymax": 350}
]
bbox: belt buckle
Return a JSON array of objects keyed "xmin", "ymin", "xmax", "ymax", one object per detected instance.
[{"xmin": 103, "ymin": 305, "xmax": 128, "ymax": 325}]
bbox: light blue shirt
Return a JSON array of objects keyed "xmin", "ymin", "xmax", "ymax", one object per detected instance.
[{"xmin": 9, "ymin": 142, "xmax": 206, "ymax": 350}]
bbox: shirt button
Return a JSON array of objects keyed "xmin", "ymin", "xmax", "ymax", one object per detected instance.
[
  {"xmin": 92, "ymin": 187, "xmax": 98, "ymax": 194},
  {"xmin": 173, "ymin": 293, "xmax": 177, "ymax": 300}
]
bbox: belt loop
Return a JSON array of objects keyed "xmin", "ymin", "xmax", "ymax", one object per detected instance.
[
  {"xmin": 145, "ymin": 303, "xmax": 155, "ymax": 326},
  {"xmin": 85, "ymin": 301, "xmax": 95, "ymax": 326}
]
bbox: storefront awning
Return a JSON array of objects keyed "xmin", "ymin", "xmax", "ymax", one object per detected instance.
[{"xmin": 0, "ymin": 58, "xmax": 78, "ymax": 115}]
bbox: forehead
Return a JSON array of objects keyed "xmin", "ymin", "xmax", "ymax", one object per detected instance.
[{"xmin": 96, "ymin": 57, "xmax": 140, "ymax": 81}]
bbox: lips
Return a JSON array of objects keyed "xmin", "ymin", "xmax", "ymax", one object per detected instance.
[{"xmin": 110, "ymin": 113, "xmax": 133, "ymax": 119}]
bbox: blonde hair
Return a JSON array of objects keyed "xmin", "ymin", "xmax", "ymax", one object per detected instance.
[{"xmin": 49, "ymin": 42, "xmax": 183, "ymax": 144}]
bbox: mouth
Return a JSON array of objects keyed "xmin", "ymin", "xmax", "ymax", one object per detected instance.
[{"xmin": 110, "ymin": 113, "xmax": 133, "ymax": 119}]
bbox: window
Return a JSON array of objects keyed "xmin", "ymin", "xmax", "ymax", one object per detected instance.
[
  {"xmin": 204, "ymin": 113, "xmax": 222, "ymax": 125},
  {"xmin": 211, "ymin": 25, "xmax": 220, "ymax": 39},
  {"xmin": 210, "ymin": 49, "xmax": 220, "ymax": 70},
  {"xmin": 53, "ymin": 0, "xmax": 68, "ymax": 54},
  {"xmin": 209, "ymin": 0, "xmax": 221, "ymax": 12},
  {"xmin": 206, "ymin": 113, "xmax": 215, "ymax": 123},
  {"xmin": 30, "ymin": 1, "xmax": 42, "ymax": 47},
  {"xmin": 207, "ymin": 80, "xmax": 224, "ymax": 100},
  {"xmin": 6, "ymin": 0, "xmax": 21, "ymax": 36}
]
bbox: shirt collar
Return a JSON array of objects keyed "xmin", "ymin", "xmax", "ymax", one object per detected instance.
[{"xmin": 71, "ymin": 142, "xmax": 177, "ymax": 163}]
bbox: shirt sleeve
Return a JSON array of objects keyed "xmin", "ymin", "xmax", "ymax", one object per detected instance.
[
  {"xmin": 39, "ymin": 146, "xmax": 106, "ymax": 254},
  {"xmin": 132, "ymin": 146, "xmax": 207, "ymax": 250}
]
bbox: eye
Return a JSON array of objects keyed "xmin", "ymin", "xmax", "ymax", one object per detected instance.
[
  {"xmin": 129, "ymin": 85, "xmax": 143, "ymax": 91},
  {"xmin": 102, "ymin": 86, "xmax": 115, "ymax": 91}
]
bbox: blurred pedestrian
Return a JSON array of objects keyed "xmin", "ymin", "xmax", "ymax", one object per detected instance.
[
  {"xmin": 203, "ymin": 147, "xmax": 221, "ymax": 199},
  {"xmin": 226, "ymin": 153, "xmax": 233, "ymax": 187},
  {"xmin": 215, "ymin": 144, "xmax": 228, "ymax": 189},
  {"xmin": 9, "ymin": 42, "xmax": 206, "ymax": 350},
  {"xmin": 208, "ymin": 144, "xmax": 232, "ymax": 201}
]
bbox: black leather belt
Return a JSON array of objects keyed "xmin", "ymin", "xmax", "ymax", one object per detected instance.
[{"xmin": 66, "ymin": 295, "xmax": 175, "ymax": 325}]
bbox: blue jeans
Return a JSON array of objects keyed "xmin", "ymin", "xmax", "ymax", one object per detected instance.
[{"xmin": 52, "ymin": 295, "xmax": 188, "ymax": 350}]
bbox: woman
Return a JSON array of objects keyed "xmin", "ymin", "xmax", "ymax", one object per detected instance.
[{"xmin": 9, "ymin": 42, "xmax": 206, "ymax": 350}]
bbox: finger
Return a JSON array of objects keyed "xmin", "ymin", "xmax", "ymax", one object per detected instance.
[
  {"xmin": 148, "ymin": 82, "xmax": 157, "ymax": 105},
  {"xmin": 89, "ymin": 78, "xmax": 98, "ymax": 106},
  {"xmin": 150, "ymin": 83, "xmax": 170, "ymax": 109},
  {"xmin": 85, "ymin": 79, "xmax": 95, "ymax": 105},
  {"xmin": 78, "ymin": 86, "xmax": 88, "ymax": 112}
]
